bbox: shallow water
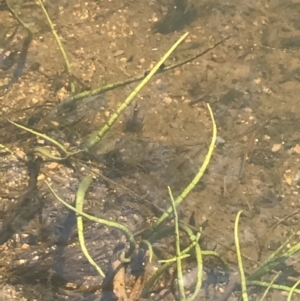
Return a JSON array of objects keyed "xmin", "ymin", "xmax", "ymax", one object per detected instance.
[{"xmin": 1, "ymin": 0, "xmax": 300, "ymax": 300}]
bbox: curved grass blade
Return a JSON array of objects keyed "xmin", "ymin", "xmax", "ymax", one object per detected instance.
[
  {"xmin": 76, "ymin": 176, "xmax": 105, "ymax": 277},
  {"xmin": 8, "ymin": 119, "xmax": 69, "ymax": 155},
  {"xmin": 46, "ymin": 180, "xmax": 136, "ymax": 258},
  {"xmin": 178, "ymin": 224, "xmax": 203, "ymax": 301},
  {"xmin": 153, "ymin": 103, "xmax": 217, "ymax": 230},
  {"xmin": 140, "ymin": 240, "xmax": 154, "ymax": 263},
  {"xmin": 143, "ymin": 224, "xmax": 203, "ymax": 297},
  {"xmin": 31, "ymin": 146, "xmax": 80, "ymax": 161},
  {"xmin": 201, "ymin": 250, "xmax": 229, "ymax": 268},
  {"xmin": 287, "ymin": 279, "xmax": 300, "ymax": 301},
  {"xmin": 235, "ymin": 210, "xmax": 248, "ymax": 301}
]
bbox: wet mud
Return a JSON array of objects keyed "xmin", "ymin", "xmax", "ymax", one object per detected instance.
[{"xmin": 1, "ymin": 0, "xmax": 300, "ymax": 300}]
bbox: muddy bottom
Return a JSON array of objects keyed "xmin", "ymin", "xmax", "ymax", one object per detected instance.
[{"xmin": 1, "ymin": 0, "xmax": 300, "ymax": 300}]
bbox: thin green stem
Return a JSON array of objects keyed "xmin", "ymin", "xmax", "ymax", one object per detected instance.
[
  {"xmin": 287, "ymin": 279, "xmax": 300, "ymax": 301},
  {"xmin": 235, "ymin": 211, "xmax": 248, "ymax": 301},
  {"xmin": 59, "ymin": 36, "xmax": 229, "ymax": 110},
  {"xmin": 85, "ymin": 32, "xmax": 189, "ymax": 149},
  {"xmin": 37, "ymin": 0, "xmax": 75, "ymax": 93},
  {"xmin": 168, "ymin": 186, "xmax": 186, "ymax": 301},
  {"xmin": 8, "ymin": 119, "xmax": 69, "ymax": 155},
  {"xmin": 152, "ymin": 103, "xmax": 217, "ymax": 231},
  {"xmin": 76, "ymin": 176, "xmax": 105, "ymax": 277},
  {"xmin": 179, "ymin": 224, "xmax": 203, "ymax": 301},
  {"xmin": 46, "ymin": 180, "xmax": 136, "ymax": 258},
  {"xmin": 248, "ymin": 280, "xmax": 300, "ymax": 295},
  {"xmin": 258, "ymin": 272, "xmax": 280, "ymax": 301}
]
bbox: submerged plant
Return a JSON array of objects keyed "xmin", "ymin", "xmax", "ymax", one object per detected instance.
[
  {"xmin": 40, "ymin": 30, "xmax": 218, "ymax": 300},
  {"xmin": 5, "ymin": 2, "xmax": 300, "ymax": 300}
]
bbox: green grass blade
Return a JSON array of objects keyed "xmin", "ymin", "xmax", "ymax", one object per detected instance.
[
  {"xmin": 153, "ymin": 103, "xmax": 217, "ymax": 230},
  {"xmin": 258, "ymin": 271, "xmax": 280, "ymax": 301},
  {"xmin": 76, "ymin": 176, "xmax": 105, "ymax": 277},
  {"xmin": 168, "ymin": 186, "xmax": 186, "ymax": 301},
  {"xmin": 0, "ymin": 143, "xmax": 14, "ymax": 155},
  {"xmin": 85, "ymin": 32, "xmax": 189, "ymax": 149},
  {"xmin": 158, "ymin": 254, "xmax": 190, "ymax": 263},
  {"xmin": 287, "ymin": 279, "xmax": 300, "ymax": 301},
  {"xmin": 45, "ymin": 180, "xmax": 136, "ymax": 258},
  {"xmin": 144, "ymin": 225, "xmax": 203, "ymax": 297},
  {"xmin": 37, "ymin": 0, "xmax": 75, "ymax": 93},
  {"xmin": 235, "ymin": 210, "xmax": 248, "ymax": 301},
  {"xmin": 141, "ymin": 240, "xmax": 154, "ymax": 263},
  {"xmin": 60, "ymin": 37, "xmax": 229, "ymax": 110},
  {"xmin": 248, "ymin": 238, "xmax": 300, "ymax": 282},
  {"xmin": 249, "ymin": 280, "xmax": 300, "ymax": 295},
  {"xmin": 8, "ymin": 119, "xmax": 69, "ymax": 155},
  {"xmin": 182, "ymin": 225, "xmax": 203, "ymax": 301}
]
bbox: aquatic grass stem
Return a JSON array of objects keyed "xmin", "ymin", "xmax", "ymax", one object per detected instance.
[
  {"xmin": 76, "ymin": 176, "xmax": 105, "ymax": 277},
  {"xmin": 46, "ymin": 180, "xmax": 136, "ymax": 258},
  {"xmin": 248, "ymin": 280, "xmax": 300, "ymax": 295},
  {"xmin": 144, "ymin": 224, "xmax": 205, "ymax": 297},
  {"xmin": 152, "ymin": 103, "xmax": 217, "ymax": 231},
  {"xmin": 60, "ymin": 37, "xmax": 229, "ymax": 110},
  {"xmin": 144, "ymin": 234, "xmax": 199, "ymax": 294},
  {"xmin": 85, "ymin": 32, "xmax": 189, "ymax": 149},
  {"xmin": 8, "ymin": 119, "xmax": 69, "ymax": 155},
  {"xmin": 168, "ymin": 186, "xmax": 186, "ymax": 301},
  {"xmin": 37, "ymin": 0, "xmax": 75, "ymax": 93},
  {"xmin": 8, "ymin": 120, "xmax": 83, "ymax": 161},
  {"xmin": 179, "ymin": 224, "xmax": 203, "ymax": 301},
  {"xmin": 258, "ymin": 272, "xmax": 280, "ymax": 301},
  {"xmin": 4, "ymin": 0, "xmax": 32, "ymax": 33},
  {"xmin": 248, "ymin": 232, "xmax": 300, "ymax": 281},
  {"xmin": 140, "ymin": 240, "xmax": 154, "ymax": 263},
  {"xmin": 287, "ymin": 279, "xmax": 300, "ymax": 301},
  {"xmin": 235, "ymin": 210, "xmax": 248, "ymax": 301},
  {"xmin": 200, "ymin": 250, "xmax": 229, "ymax": 268},
  {"xmin": 158, "ymin": 254, "xmax": 190, "ymax": 263},
  {"xmin": 0, "ymin": 143, "xmax": 14, "ymax": 155}
]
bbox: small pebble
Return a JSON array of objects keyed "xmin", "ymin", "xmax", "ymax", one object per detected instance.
[
  {"xmin": 47, "ymin": 162, "xmax": 58, "ymax": 169},
  {"xmin": 163, "ymin": 96, "xmax": 172, "ymax": 104},
  {"xmin": 38, "ymin": 174, "xmax": 45, "ymax": 181},
  {"xmin": 114, "ymin": 50, "xmax": 124, "ymax": 57},
  {"xmin": 271, "ymin": 143, "xmax": 281, "ymax": 152},
  {"xmin": 294, "ymin": 144, "xmax": 300, "ymax": 154},
  {"xmin": 21, "ymin": 243, "xmax": 30, "ymax": 250},
  {"xmin": 216, "ymin": 136, "xmax": 225, "ymax": 145}
]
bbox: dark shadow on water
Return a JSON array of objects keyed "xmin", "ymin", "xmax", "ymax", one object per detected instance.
[{"xmin": 152, "ymin": 0, "xmax": 197, "ymax": 34}]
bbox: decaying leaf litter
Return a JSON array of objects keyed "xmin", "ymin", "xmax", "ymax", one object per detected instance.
[{"xmin": 3, "ymin": 0, "xmax": 297, "ymax": 300}]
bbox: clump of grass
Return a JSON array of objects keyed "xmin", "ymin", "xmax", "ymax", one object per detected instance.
[
  {"xmin": 234, "ymin": 211, "xmax": 300, "ymax": 300},
  {"xmin": 5, "ymin": 4, "xmax": 300, "ymax": 300},
  {"xmin": 16, "ymin": 29, "xmax": 216, "ymax": 299}
]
